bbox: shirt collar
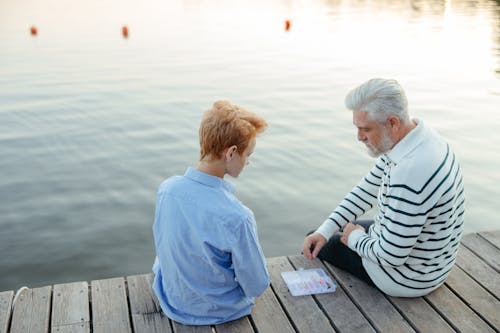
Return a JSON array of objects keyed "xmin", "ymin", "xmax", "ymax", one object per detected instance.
[
  {"xmin": 184, "ymin": 167, "xmax": 235, "ymax": 193},
  {"xmin": 385, "ymin": 119, "xmax": 425, "ymax": 165}
]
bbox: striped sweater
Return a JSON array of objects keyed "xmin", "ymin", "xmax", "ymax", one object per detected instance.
[{"xmin": 316, "ymin": 120, "xmax": 465, "ymax": 297}]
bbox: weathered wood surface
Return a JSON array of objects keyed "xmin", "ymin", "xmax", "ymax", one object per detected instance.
[
  {"xmin": 91, "ymin": 277, "xmax": 132, "ymax": 333},
  {"xmin": 51, "ymin": 281, "xmax": 90, "ymax": 333},
  {"xmin": 1, "ymin": 230, "xmax": 499, "ymax": 333},
  {"xmin": 10, "ymin": 286, "xmax": 51, "ymax": 333},
  {"xmin": 478, "ymin": 230, "xmax": 500, "ymax": 249},
  {"xmin": 326, "ymin": 262, "xmax": 417, "ymax": 333},
  {"xmin": 461, "ymin": 233, "xmax": 500, "ymax": 273},
  {"xmin": 0, "ymin": 291, "xmax": 13, "ymax": 333},
  {"xmin": 288, "ymin": 255, "xmax": 376, "ymax": 333},
  {"xmin": 266, "ymin": 256, "xmax": 335, "ymax": 333},
  {"xmin": 455, "ymin": 244, "xmax": 500, "ymax": 298},
  {"xmin": 127, "ymin": 274, "xmax": 172, "ymax": 333},
  {"xmin": 250, "ymin": 283, "xmax": 295, "ymax": 332}
]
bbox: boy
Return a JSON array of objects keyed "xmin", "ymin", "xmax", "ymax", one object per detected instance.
[{"xmin": 152, "ymin": 100, "xmax": 270, "ymax": 325}]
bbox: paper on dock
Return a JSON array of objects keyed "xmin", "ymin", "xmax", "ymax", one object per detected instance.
[{"xmin": 281, "ymin": 268, "xmax": 336, "ymax": 296}]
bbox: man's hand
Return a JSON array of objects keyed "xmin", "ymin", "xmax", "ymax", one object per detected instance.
[
  {"xmin": 340, "ymin": 222, "xmax": 365, "ymax": 245},
  {"xmin": 302, "ymin": 232, "xmax": 327, "ymax": 260}
]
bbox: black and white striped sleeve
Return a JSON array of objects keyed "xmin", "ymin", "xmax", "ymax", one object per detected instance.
[{"xmin": 316, "ymin": 157, "xmax": 385, "ymax": 239}]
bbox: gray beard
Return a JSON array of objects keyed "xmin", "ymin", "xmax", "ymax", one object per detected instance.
[{"xmin": 365, "ymin": 131, "xmax": 394, "ymax": 158}]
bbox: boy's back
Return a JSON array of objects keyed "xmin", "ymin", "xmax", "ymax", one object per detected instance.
[{"xmin": 152, "ymin": 169, "xmax": 269, "ymax": 325}]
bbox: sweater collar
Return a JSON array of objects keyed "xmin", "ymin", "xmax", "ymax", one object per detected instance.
[{"xmin": 385, "ymin": 119, "xmax": 425, "ymax": 165}]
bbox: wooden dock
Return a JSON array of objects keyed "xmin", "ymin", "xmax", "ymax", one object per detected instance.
[{"xmin": 1, "ymin": 230, "xmax": 499, "ymax": 333}]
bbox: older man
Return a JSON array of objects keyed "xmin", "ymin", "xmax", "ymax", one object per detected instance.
[{"xmin": 302, "ymin": 78, "xmax": 465, "ymax": 297}]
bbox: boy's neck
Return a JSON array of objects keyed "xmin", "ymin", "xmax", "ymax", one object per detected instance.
[{"xmin": 197, "ymin": 159, "xmax": 226, "ymax": 178}]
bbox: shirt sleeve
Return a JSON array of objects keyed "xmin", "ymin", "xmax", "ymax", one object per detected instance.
[
  {"xmin": 230, "ymin": 217, "xmax": 270, "ymax": 297},
  {"xmin": 316, "ymin": 157, "xmax": 385, "ymax": 239}
]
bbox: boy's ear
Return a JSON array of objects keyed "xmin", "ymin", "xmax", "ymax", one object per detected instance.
[{"xmin": 224, "ymin": 145, "xmax": 238, "ymax": 161}]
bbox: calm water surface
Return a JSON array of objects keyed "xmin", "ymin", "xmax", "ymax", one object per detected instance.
[{"xmin": 0, "ymin": 0, "xmax": 499, "ymax": 290}]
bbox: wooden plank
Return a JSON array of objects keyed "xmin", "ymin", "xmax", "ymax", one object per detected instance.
[
  {"xmin": 251, "ymin": 284, "xmax": 295, "ymax": 333},
  {"xmin": 10, "ymin": 286, "xmax": 52, "ymax": 333},
  {"xmin": 479, "ymin": 230, "xmax": 500, "ymax": 249},
  {"xmin": 171, "ymin": 321, "xmax": 212, "ymax": 333},
  {"xmin": 51, "ymin": 282, "xmax": 90, "ymax": 333},
  {"xmin": 455, "ymin": 245, "xmax": 500, "ymax": 298},
  {"xmin": 323, "ymin": 262, "xmax": 416, "ymax": 333},
  {"xmin": 388, "ymin": 296, "xmax": 455, "ymax": 333},
  {"xmin": 0, "ymin": 291, "xmax": 13, "ymax": 333},
  {"xmin": 215, "ymin": 316, "xmax": 254, "ymax": 333},
  {"xmin": 91, "ymin": 277, "xmax": 132, "ymax": 333},
  {"xmin": 445, "ymin": 265, "xmax": 500, "ymax": 330},
  {"xmin": 126, "ymin": 274, "xmax": 172, "ymax": 333},
  {"xmin": 267, "ymin": 256, "xmax": 335, "ymax": 333},
  {"xmin": 425, "ymin": 284, "xmax": 495, "ymax": 333},
  {"xmin": 288, "ymin": 255, "xmax": 376, "ymax": 333},
  {"xmin": 461, "ymin": 233, "xmax": 500, "ymax": 273}
]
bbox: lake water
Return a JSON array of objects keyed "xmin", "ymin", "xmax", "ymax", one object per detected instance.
[{"xmin": 0, "ymin": 0, "xmax": 499, "ymax": 291}]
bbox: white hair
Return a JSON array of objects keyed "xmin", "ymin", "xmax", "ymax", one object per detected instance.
[{"xmin": 345, "ymin": 78, "xmax": 410, "ymax": 123}]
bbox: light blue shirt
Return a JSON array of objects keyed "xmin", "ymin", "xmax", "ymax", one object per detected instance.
[{"xmin": 152, "ymin": 167, "xmax": 270, "ymax": 325}]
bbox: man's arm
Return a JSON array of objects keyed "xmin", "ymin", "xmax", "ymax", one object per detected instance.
[
  {"xmin": 345, "ymin": 185, "xmax": 430, "ymax": 267},
  {"xmin": 316, "ymin": 157, "xmax": 386, "ymax": 238},
  {"xmin": 303, "ymin": 157, "xmax": 386, "ymax": 259}
]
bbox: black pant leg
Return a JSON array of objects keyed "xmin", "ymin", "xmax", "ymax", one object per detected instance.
[{"xmin": 316, "ymin": 220, "xmax": 376, "ymax": 286}]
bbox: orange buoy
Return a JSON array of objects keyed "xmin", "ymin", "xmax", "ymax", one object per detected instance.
[
  {"xmin": 30, "ymin": 26, "xmax": 38, "ymax": 36},
  {"xmin": 122, "ymin": 25, "xmax": 129, "ymax": 38},
  {"xmin": 285, "ymin": 19, "xmax": 291, "ymax": 31}
]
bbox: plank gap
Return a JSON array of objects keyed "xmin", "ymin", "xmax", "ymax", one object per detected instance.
[
  {"xmin": 123, "ymin": 279, "xmax": 136, "ymax": 333},
  {"xmin": 422, "ymin": 293, "xmax": 461, "ymax": 332},
  {"xmin": 267, "ymin": 283, "xmax": 299, "ymax": 333},
  {"xmin": 455, "ymin": 245, "xmax": 500, "ymax": 300},
  {"xmin": 48, "ymin": 287, "xmax": 54, "ymax": 333},
  {"xmin": 286, "ymin": 256, "xmax": 339, "ymax": 333},
  {"xmin": 321, "ymin": 261, "xmax": 381, "ymax": 332},
  {"xmin": 88, "ymin": 284, "xmax": 93, "ymax": 333},
  {"xmin": 246, "ymin": 315, "xmax": 258, "ymax": 333},
  {"xmin": 454, "ymin": 261, "xmax": 500, "ymax": 302},
  {"xmin": 1, "ymin": 291, "xmax": 14, "ymax": 333},
  {"xmin": 168, "ymin": 317, "xmax": 175, "ymax": 333},
  {"xmin": 461, "ymin": 237, "xmax": 500, "ymax": 274},
  {"xmin": 444, "ymin": 279, "xmax": 499, "ymax": 332},
  {"xmin": 311, "ymin": 295, "xmax": 339, "ymax": 333},
  {"xmin": 267, "ymin": 256, "xmax": 334, "ymax": 332},
  {"xmin": 384, "ymin": 295, "xmax": 427, "ymax": 333},
  {"xmin": 477, "ymin": 233, "xmax": 500, "ymax": 251}
]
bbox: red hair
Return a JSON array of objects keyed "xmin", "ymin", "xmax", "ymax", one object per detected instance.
[{"xmin": 199, "ymin": 100, "xmax": 268, "ymax": 160}]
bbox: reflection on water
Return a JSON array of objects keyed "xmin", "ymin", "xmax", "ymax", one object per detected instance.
[
  {"xmin": 0, "ymin": 0, "xmax": 499, "ymax": 290},
  {"xmin": 495, "ymin": 1, "xmax": 500, "ymax": 76}
]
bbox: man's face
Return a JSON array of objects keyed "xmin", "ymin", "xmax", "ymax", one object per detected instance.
[{"xmin": 353, "ymin": 110, "xmax": 394, "ymax": 157}]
